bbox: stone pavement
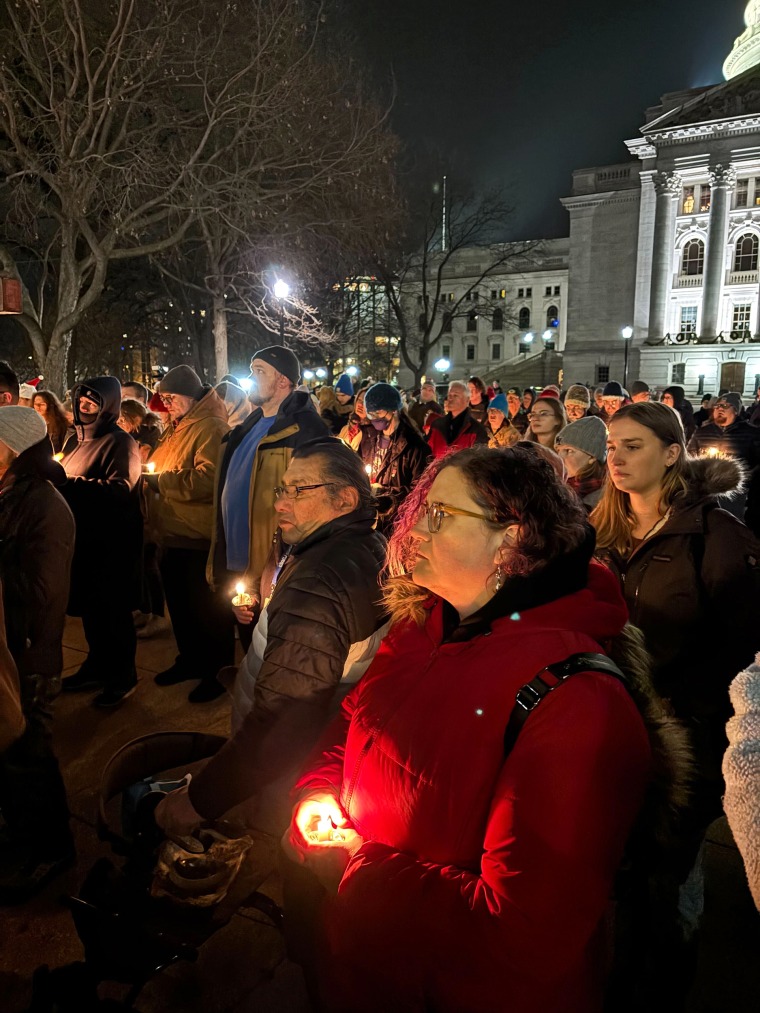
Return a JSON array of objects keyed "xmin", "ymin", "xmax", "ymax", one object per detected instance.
[{"xmin": 0, "ymin": 618, "xmax": 311, "ymax": 1013}]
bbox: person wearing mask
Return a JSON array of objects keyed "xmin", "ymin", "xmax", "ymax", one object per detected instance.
[
  {"xmin": 592, "ymin": 401, "xmax": 760, "ymax": 838},
  {"xmin": 33, "ymin": 390, "xmax": 72, "ymax": 454},
  {"xmin": 281, "ymin": 446, "xmax": 672, "ymax": 1013},
  {"xmin": 599, "ymin": 381, "xmax": 626, "ymax": 424},
  {"xmin": 0, "ymin": 362, "xmax": 19, "ymax": 407},
  {"xmin": 407, "ymin": 380, "xmax": 443, "ymax": 433},
  {"xmin": 208, "ymin": 347, "xmax": 328, "ymax": 651},
  {"xmin": 155, "ymin": 440, "xmax": 388, "ymax": 838},
  {"xmin": 564, "ymin": 384, "xmax": 592, "ymax": 421},
  {"xmin": 427, "ymin": 381, "xmax": 488, "ymax": 459},
  {"xmin": 555, "ymin": 416, "xmax": 607, "ymax": 512},
  {"xmin": 338, "ymin": 388, "xmax": 369, "ymax": 451},
  {"xmin": 688, "ymin": 392, "xmax": 760, "ymax": 533},
  {"xmin": 215, "ymin": 379, "xmax": 251, "ymax": 429},
  {"xmin": 506, "ymin": 386, "xmax": 529, "ymax": 434},
  {"xmin": 466, "ymin": 376, "xmax": 489, "ymax": 426},
  {"xmin": 630, "ymin": 381, "xmax": 651, "ymax": 404},
  {"xmin": 693, "ymin": 394, "xmax": 715, "ymax": 428},
  {"xmin": 485, "ymin": 392, "xmax": 520, "ymax": 448},
  {"xmin": 60, "ymin": 377, "xmax": 142, "ymax": 707},
  {"xmin": 359, "ymin": 383, "xmax": 431, "ymax": 534},
  {"xmin": 143, "ymin": 366, "xmax": 231, "ymax": 702},
  {"xmin": 0, "ymin": 409, "xmax": 75, "ymax": 902},
  {"xmin": 526, "ymin": 395, "xmax": 567, "ymax": 451},
  {"xmin": 662, "ymin": 385, "xmax": 696, "ymax": 441}
]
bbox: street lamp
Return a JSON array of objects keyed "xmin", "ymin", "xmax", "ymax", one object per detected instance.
[
  {"xmin": 621, "ymin": 326, "xmax": 633, "ymax": 389},
  {"xmin": 303, "ymin": 369, "xmax": 315, "ymax": 381},
  {"xmin": 315, "ymin": 367, "xmax": 327, "ymax": 379},
  {"xmin": 274, "ymin": 278, "xmax": 290, "ymax": 345},
  {"xmin": 433, "ymin": 357, "xmax": 450, "ymax": 371},
  {"xmin": 345, "ymin": 365, "xmax": 359, "ymax": 377}
]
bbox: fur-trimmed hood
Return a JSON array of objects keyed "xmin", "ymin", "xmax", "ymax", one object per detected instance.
[{"xmin": 677, "ymin": 453, "xmax": 746, "ymax": 509}]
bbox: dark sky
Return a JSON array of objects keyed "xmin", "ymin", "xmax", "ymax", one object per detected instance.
[{"xmin": 348, "ymin": 0, "xmax": 748, "ymax": 238}]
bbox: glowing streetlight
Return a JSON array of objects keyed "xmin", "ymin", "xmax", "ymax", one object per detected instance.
[
  {"xmin": 345, "ymin": 365, "xmax": 359, "ymax": 377},
  {"xmin": 524, "ymin": 332, "xmax": 534, "ymax": 343},
  {"xmin": 237, "ymin": 376, "xmax": 253, "ymax": 392},
  {"xmin": 542, "ymin": 330, "xmax": 553, "ymax": 341},
  {"xmin": 315, "ymin": 367, "xmax": 327, "ymax": 379},
  {"xmin": 303, "ymin": 369, "xmax": 315, "ymax": 381},
  {"xmin": 433, "ymin": 358, "xmax": 450, "ymax": 371},
  {"xmin": 621, "ymin": 326, "xmax": 633, "ymax": 388}
]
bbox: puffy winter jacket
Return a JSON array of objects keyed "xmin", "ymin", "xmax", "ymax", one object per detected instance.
[
  {"xmin": 724, "ymin": 654, "xmax": 760, "ymax": 912},
  {"xmin": 427, "ymin": 410, "xmax": 488, "ymax": 459},
  {"xmin": 294, "ymin": 552, "xmax": 650, "ymax": 1013},
  {"xmin": 190, "ymin": 508, "xmax": 387, "ymax": 823},
  {"xmin": 145, "ymin": 385, "xmax": 228, "ymax": 545}
]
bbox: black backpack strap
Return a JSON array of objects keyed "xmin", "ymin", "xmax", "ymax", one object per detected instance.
[{"xmin": 503, "ymin": 652, "xmax": 627, "ymax": 760}]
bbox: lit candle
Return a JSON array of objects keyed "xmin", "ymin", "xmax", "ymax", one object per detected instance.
[
  {"xmin": 147, "ymin": 461, "xmax": 156, "ymax": 473},
  {"xmin": 308, "ymin": 816, "xmax": 344, "ymax": 843},
  {"xmin": 53, "ymin": 452, "xmax": 64, "ymax": 462},
  {"xmin": 706, "ymin": 446, "xmax": 720, "ymax": 458},
  {"xmin": 364, "ymin": 464, "xmax": 372, "ymax": 476},
  {"xmin": 232, "ymin": 581, "xmax": 254, "ymax": 607}
]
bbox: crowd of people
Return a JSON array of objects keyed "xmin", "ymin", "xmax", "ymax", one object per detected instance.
[{"xmin": 0, "ymin": 353, "xmax": 759, "ymax": 1011}]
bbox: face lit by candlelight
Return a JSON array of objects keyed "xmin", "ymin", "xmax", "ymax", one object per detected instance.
[
  {"xmin": 78, "ymin": 394, "xmax": 100, "ymax": 422},
  {"xmin": 564, "ymin": 401, "xmax": 586, "ymax": 422},
  {"xmin": 606, "ymin": 417, "xmax": 681, "ymax": 497},
  {"xmin": 274, "ymin": 454, "xmax": 358, "ymax": 545}
]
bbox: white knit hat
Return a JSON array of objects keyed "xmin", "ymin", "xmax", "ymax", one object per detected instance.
[{"xmin": 0, "ymin": 405, "xmax": 48, "ymax": 455}]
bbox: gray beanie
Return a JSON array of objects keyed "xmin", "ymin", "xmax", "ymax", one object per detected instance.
[
  {"xmin": 365, "ymin": 382, "xmax": 403, "ymax": 414},
  {"xmin": 555, "ymin": 415, "xmax": 607, "ymax": 464},
  {"xmin": 565, "ymin": 384, "xmax": 590, "ymax": 407},
  {"xmin": 159, "ymin": 364, "xmax": 204, "ymax": 400},
  {"xmin": 0, "ymin": 405, "xmax": 48, "ymax": 455}
]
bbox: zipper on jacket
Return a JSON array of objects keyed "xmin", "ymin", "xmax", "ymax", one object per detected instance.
[
  {"xmin": 343, "ymin": 731, "xmax": 376, "ymax": 814},
  {"xmin": 630, "ymin": 560, "xmax": 649, "ymax": 624}
]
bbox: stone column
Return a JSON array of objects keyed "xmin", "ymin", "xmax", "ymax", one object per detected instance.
[
  {"xmin": 700, "ymin": 164, "xmax": 736, "ymax": 341},
  {"xmin": 647, "ymin": 172, "xmax": 681, "ymax": 340}
]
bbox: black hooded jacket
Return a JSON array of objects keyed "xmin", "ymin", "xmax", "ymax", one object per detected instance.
[
  {"xmin": 61, "ymin": 376, "xmax": 142, "ymax": 613},
  {"xmin": 0, "ymin": 439, "xmax": 75, "ymax": 679}
]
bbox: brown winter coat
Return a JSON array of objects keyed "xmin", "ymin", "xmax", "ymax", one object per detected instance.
[
  {"xmin": 146, "ymin": 386, "xmax": 228, "ymax": 546},
  {"xmin": 487, "ymin": 420, "xmax": 521, "ymax": 448}
]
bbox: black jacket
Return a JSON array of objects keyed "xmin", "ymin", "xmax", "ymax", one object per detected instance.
[
  {"xmin": 359, "ymin": 413, "xmax": 432, "ymax": 534},
  {"xmin": 0, "ymin": 439, "xmax": 75, "ymax": 679},
  {"xmin": 61, "ymin": 376, "xmax": 142, "ymax": 613},
  {"xmin": 189, "ymin": 508, "xmax": 388, "ymax": 819},
  {"xmin": 688, "ymin": 418, "xmax": 760, "ymax": 534},
  {"xmin": 597, "ymin": 457, "xmax": 760, "ymax": 780}
]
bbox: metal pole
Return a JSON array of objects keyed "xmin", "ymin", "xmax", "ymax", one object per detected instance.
[
  {"xmin": 279, "ymin": 301, "xmax": 284, "ymax": 346},
  {"xmin": 623, "ymin": 335, "xmax": 629, "ymax": 389}
]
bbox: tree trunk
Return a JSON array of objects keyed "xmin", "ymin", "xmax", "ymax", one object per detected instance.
[
  {"xmin": 44, "ymin": 334, "xmax": 72, "ymax": 397},
  {"xmin": 212, "ymin": 292, "xmax": 228, "ymax": 381}
]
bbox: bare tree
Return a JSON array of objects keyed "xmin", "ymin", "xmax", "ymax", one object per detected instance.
[
  {"xmin": 0, "ymin": 0, "xmax": 399, "ymax": 390},
  {"xmin": 374, "ymin": 185, "xmax": 540, "ymax": 387}
]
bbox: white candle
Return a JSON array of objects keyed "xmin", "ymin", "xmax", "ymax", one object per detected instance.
[{"xmin": 232, "ymin": 581, "xmax": 254, "ymax": 607}]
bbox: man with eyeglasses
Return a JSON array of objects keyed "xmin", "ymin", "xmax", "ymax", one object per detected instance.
[
  {"xmin": 427, "ymin": 380, "xmax": 488, "ymax": 459},
  {"xmin": 156, "ymin": 439, "xmax": 388, "ymax": 838},
  {"xmin": 207, "ymin": 346, "xmax": 328, "ymax": 651},
  {"xmin": 688, "ymin": 391, "xmax": 760, "ymax": 533},
  {"xmin": 358, "ymin": 382, "xmax": 431, "ymax": 534},
  {"xmin": 60, "ymin": 377, "xmax": 142, "ymax": 707}
]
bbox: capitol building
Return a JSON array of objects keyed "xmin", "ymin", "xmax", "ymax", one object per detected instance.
[{"xmin": 420, "ymin": 3, "xmax": 760, "ymax": 400}]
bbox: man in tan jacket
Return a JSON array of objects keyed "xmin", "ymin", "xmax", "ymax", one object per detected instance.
[{"xmin": 144, "ymin": 365, "xmax": 231, "ymax": 703}]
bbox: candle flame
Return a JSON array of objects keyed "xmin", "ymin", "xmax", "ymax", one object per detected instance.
[
  {"xmin": 364, "ymin": 464, "xmax": 372, "ymax": 475},
  {"xmin": 53, "ymin": 452, "xmax": 63, "ymax": 462},
  {"xmin": 316, "ymin": 817, "xmax": 332, "ymax": 834},
  {"xmin": 235, "ymin": 582, "xmax": 245, "ymax": 595},
  {"xmin": 147, "ymin": 461, "xmax": 156, "ymax": 473},
  {"xmin": 706, "ymin": 447, "xmax": 720, "ymax": 458}
]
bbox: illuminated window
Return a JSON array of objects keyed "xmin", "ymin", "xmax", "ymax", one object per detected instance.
[
  {"xmin": 732, "ymin": 303, "xmax": 752, "ymax": 331},
  {"xmin": 492, "ymin": 308, "xmax": 504, "ymax": 330},
  {"xmin": 680, "ymin": 306, "xmax": 698, "ymax": 333},
  {"xmin": 699, "ymin": 185, "xmax": 711, "ymax": 212},
  {"xmin": 736, "ymin": 179, "xmax": 749, "ymax": 208},
  {"xmin": 734, "ymin": 233, "xmax": 759, "ymax": 272},
  {"xmin": 681, "ymin": 239, "xmax": 705, "ymax": 276},
  {"xmin": 518, "ymin": 306, "xmax": 531, "ymax": 328},
  {"xmin": 682, "ymin": 187, "xmax": 695, "ymax": 214},
  {"xmin": 500, "ymin": 288, "xmax": 506, "ymax": 299}
]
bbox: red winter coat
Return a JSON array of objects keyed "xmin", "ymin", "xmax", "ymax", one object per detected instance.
[
  {"xmin": 295, "ymin": 562, "xmax": 651, "ymax": 1013},
  {"xmin": 427, "ymin": 410, "xmax": 488, "ymax": 458}
]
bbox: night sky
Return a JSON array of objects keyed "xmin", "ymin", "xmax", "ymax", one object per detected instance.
[{"xmin": 348, "ymin": 0, "xmax": 747, "ymax": 238}]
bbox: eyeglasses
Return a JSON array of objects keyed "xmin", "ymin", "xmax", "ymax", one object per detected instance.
[
  {"xmin": 420, "ymin": 500, "xmax": 494, "ymax": 533},
  {"xmin": 713, "ymin": 402, "xmax": 733, "ymax": 411},
  {"xmin": 160, "ymin": 394, "xmax": 177, "ymax": 406},
  {"xmin": 366, "ymin": 410, "xmax": 392, "ymax": 421},
  {"xmin": 527, "ymin": 410, "xmax": 554, "ymax": 420},
  {"xmin": 274, "ymin": 483, "xmax": 337, "ymax": 499}
]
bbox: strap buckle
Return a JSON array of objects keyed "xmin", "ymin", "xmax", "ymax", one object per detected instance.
[{"xmin": 514, "ymin": 682, "xmax": 544, "ymax": 713}]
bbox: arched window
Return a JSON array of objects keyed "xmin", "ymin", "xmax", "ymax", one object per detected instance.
[
  {"xmin": 734, "ymin": 233, "xmax": 759, "ymax": 272},
  {"xmin": 545, "ymin": 305, "xmax": 559, "ymax": 329},
  {"xmin": 518, "ymin": 306, "xmax": 531, "ymax": 328},
  {"xmin": 492, "ymin": 308, "xmax": 503, "ymax": 330},
  {"xmin": 681, "ymin": 238, "xmax": 705, "ymax": 276}
]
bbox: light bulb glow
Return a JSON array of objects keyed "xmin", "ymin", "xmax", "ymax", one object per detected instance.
[
  {"xmin": 274, "ymin": 279, "xmax": 290, "ymax": 300},
  {"xmin": 433, "ymin": 358, "xmax": 450, "ymax": 371}
]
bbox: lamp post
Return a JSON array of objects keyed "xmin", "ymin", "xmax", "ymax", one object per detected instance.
[
  {"xmin": 274, "ymin": 279, "xmax": 290, "ymax": 345},
  {"xmin": 621, "ymin": 326, "xmax": 633, "ymax": 389}
]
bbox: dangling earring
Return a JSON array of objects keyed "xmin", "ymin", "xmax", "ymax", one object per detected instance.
[{"xmin": 494, "ymin": 564, "xmax": 504, "ymax": 591}]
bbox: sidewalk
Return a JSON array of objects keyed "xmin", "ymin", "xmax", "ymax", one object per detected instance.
[{"xmin": 0, "ymin": 618, "xmax": 311, "ymax": 1013}]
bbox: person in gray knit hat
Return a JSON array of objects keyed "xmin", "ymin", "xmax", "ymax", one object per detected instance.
[
  {"xmin": 564, "ymin": 384, "xmax": 591, "ymax": 422},
  {"xmin": 555, "ymin": 416, "xmax": 607, "ymax": 512},
  {"xmin": 159, "ymin": 364, "xmax": 205, "ymax": 401}
]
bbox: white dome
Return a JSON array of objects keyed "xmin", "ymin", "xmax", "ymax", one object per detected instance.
[{"xmin": 724, "ymin": 3, "xmax": 760, "ymax": 80}]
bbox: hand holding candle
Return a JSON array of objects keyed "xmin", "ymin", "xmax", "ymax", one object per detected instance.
[
  {"xmin": 142, "ymin": 461, "xmax": 156, "ymax": 474},
  {"xmin": 231, "ymin": 581, "xmax": 254, "ymax": 608}
]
